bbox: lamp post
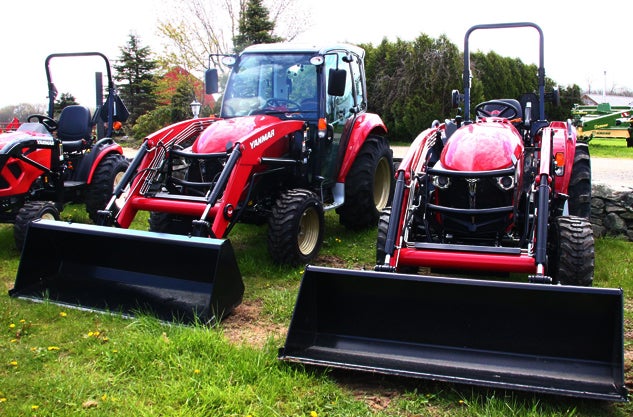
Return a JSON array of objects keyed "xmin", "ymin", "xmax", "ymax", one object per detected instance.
[{"xmin": 190, "ymin": 99, "xmax": 201, "ymax": 119}]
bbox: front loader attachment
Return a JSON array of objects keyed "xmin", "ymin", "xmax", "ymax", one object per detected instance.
[
  {"xmin": 279, "ymin": 266, "xmax": 627, "ymax": 401},
  {"xmin": 10, "ymin": 219, "xmax": 244, "ymax": 324}
]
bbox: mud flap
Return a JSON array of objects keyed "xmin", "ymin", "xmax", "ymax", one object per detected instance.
[
  {"xmin": 10, "ymin": 219, "xmax": 244, "ymax": 324},
  {"xmin": 279, "ymin": 265, "xmax": 627, "ymax": 401}
]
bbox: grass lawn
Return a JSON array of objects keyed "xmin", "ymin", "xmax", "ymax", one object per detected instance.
[
  {"xmin": 587, "ymin": 138, "xmax": 633, "ymax": 158},
  {"xmin": 1, "ymin": 202, "xmax": 632, "ymax": 416}
]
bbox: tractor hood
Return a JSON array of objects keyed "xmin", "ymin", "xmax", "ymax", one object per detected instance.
[
  {"xmin": 441, "ymin": 120, "xmax": 523, "ymax": 171},
  {"xmin": 0, "ymin": 127, "xmax": 54, "ymax": 153},
  {"xmin": 193, "ymin": 115, "xmax": 287, "ymax": 154}
]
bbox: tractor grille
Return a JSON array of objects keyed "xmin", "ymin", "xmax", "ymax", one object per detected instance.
[{"xmin": 427, "ymin": 167, "xmax": 516, "ymax": 237}]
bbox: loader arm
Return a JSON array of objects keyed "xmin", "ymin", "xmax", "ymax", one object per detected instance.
[
  {"xmin": 115, "ymin": 118, "xmax": 217, "ymax": 227},
  {"xmin": 116, "ymin": 117, "xmax": 307, "ymax": 240}
]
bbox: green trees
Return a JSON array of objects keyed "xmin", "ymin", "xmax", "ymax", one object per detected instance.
[
  {"xmin": 233, "ymin": 0, "xmax": 281, "ymax": 53},
  {"xmin": 363, "ymin": 34, "xmax": 462, "ymax": 141},
  {"xmin": 114, "ymin": 34, "xmax": 159, "ymax": 126},
  {"xmin": 53, "ymin": 93, "xmax": 78, "ymax": 117},
  {"xmin": 109, "ymin": 7, "xmax": 585, "ymax": 144},
  {"xmin": 363, "ymin": 35, "xmax": 580, "ymax": 141}
]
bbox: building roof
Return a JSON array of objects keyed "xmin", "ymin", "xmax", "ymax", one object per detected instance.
[{"xmin": 581, "ymin": 94, "xmax": 633, "ymax": 107}]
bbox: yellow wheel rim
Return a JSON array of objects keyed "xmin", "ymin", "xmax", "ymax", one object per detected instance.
[
  {"xmin": 298, "ymin": 206, "xmax": 320, "ymax": 255},
  {"xmin": 373, "ymin": 157, "xmax": 391, "ymax": 211}
]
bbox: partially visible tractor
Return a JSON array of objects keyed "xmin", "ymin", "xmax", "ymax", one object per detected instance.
[
  {"xmin": 10, "ymin": 43, "xmax": 394, "ymax": 323},
  {"xmin": 0, "ymin": 52, "xmax": 130, "ymax": 248},
  {"xmin": 572, "ymin": 102, "xmax": 633, "ymax": 144},
  {"xmin": 280, "ymin": 23, "xmax": 627, "ymax": 402}
]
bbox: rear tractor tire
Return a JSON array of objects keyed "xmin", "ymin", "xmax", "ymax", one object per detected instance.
[
  {"xmin": 13, "ymin": 201, "xmax": 60, "ymax": 250},
  {"xmin": 568, "ymin": 142, "xmax": 591, "ymax": 219},
  {"xmin": 337, "ymin": 135, "xmax": 394, "ymax": 229},
  {"xmin": 548, "ymin": 215, "xmax": 594, "ymax": 286},
  {"xmin": 268, "ymin": 189, "xmax": 324, "ymax": 266},
  {"xmin": 85, "ymin": 153, "xmax": 130, "ymax": 223}
]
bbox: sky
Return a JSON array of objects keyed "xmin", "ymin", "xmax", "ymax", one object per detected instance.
[{"xmin": 0, "ymin": 0, "xmax": 629, "ymax": 110}]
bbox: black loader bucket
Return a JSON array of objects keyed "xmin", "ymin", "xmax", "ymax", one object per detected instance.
[
  {"xmin": 279, "ymin": 266, "xmax": 627, "ymax": 401},
  {"xmin": 10, "ymin": 219, "xmax": 244, "ymax": 324}
]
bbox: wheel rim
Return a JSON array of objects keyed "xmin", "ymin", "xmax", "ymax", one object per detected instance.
[
  {"xmin": 373, "ymin": 157, "xmax": 391, "ymax": 210},
  {"xmin": 40, "ymin": 212, "xmax": 56, "ymax": 221},
  {"xmin": 113, "ymin": 170, "xmax": 128, "ymax": 209},
  {"xmin": 298, "ymin": 206, "xmax": 320, "ymax": 255}
]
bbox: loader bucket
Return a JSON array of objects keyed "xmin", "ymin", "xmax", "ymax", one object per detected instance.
[
  {"xmin": 10, "ymin": 219, "xmax": 244, "ymax": 324},
  {"xmin": 279, "ymin": 266, "xmax": 627, "ymax": 401}
]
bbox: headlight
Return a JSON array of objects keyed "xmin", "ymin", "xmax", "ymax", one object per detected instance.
[
  {"xmin": 432, "ymin": 175, "xmax": 451, "ymax": 189},
  {"xmin": 495, "ymin": 175, "xmax": 515, "ymax": 191}
]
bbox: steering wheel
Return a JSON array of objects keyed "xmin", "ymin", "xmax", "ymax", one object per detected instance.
[
  {"xmin": 27, "ymin": 114, "xmax": 58, "ymax": 131},
  {"xmin": 264, "ymin": 98, "xmax": 301, "ymax": 111},
  {"xmin": 474, "ymin": 100, "xmax": 521, "ymax": 120}
]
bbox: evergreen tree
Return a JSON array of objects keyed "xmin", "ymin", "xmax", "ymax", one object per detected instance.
[
  {"xmin": 114, "ymin": 34, "xmax": 159, "ymax": 125},
  {"xmin": 53, "ymin": 93, "xmax": 78, "ymax": 117},
  {"xmin": 169, "ymin": 79, "xmax": 197, "ymax": 123},
  {"xmin": 233, "ymin": 0, "xmax": 281, "ymax": 53}
]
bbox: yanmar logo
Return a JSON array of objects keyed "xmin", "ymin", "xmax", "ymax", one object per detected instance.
[{"xmin": 250, "ymin": 129, "xmax": 275, "ymax": 149}]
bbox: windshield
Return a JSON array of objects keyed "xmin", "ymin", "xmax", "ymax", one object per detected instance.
[{"xmin": 221, "ymin": 53, "xmax": 318, "ymax": 118}]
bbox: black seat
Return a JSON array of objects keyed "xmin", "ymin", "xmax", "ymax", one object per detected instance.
[{"xmin": 56, "ymin": 105, "xmax": 93, "ymax": 152}]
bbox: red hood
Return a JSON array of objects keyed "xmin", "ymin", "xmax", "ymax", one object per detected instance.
[
  {"xmin": 0, "ymin": 129, "xmax": 53, "ymax": 149},
  {"xmin": 441, "ymin": 120, "xmax": 523, "ymax": 171},
  {"xmin": 193, "ymin": 115, "xmax": 283, "ymax": 153}
]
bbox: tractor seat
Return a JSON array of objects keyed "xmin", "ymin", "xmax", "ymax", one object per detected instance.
[{"xmin": 56, "ymin": 105, "xmax": 94, "ymax": 152}]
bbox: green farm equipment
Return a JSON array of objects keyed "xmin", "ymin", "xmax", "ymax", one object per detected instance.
[{"xmin": 572, "ymin": 102, "xmax": 633, "ymax": 145}]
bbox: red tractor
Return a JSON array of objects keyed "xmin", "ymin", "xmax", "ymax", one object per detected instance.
[
  {"xmin": 0, "ymin": 52, "xmax": 130, "ymax": 248},
  {"xmin": 279, "ymin": 23, "xmax": 626, "ymax": 402},
  {"xmin": 11, "ymin": 43, "xmax": 394, "ymax": 323},
  {"xmin": 376, "ymin": 58, "xmax": 593, "ymax": 285},
  {"xmin": 100, "ymin": 42, "xmax": 394, "ymax": 265}
]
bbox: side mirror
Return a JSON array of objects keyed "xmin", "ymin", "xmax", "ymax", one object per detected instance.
[
  {"xmin": 545, "ymin": 88, "xmax": 561, "ymax": 107},
  {"xmin": 327, "ymin": 68, "xmax": 347, "ymax": 97},
  {"xmin": 205, "ymin": 69, "xmax": 219, "ymax": 94},
  {"xmin": 451, "ymin": 90, "xmax": 462, "ymax": 108}
]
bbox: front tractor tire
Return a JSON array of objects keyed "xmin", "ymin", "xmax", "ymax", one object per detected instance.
[
  {"xmin": 13, "ymin": 201, "xmax": 60, "ymax": 249},
  {"xmin": 85, "ymin": 153, "xmax": 130, "ymax": 223},
  {"xmin": 149, "ymin": 213, "xmax": 196, "ymax": 235},
  {"xmin": 337, "ymin": 135, "xmax": 394, "ymax": 229},
  {"xmin": 548, "ymin": 215, "xmax": 594, "ymax": 286},
  {"xmin": 268, "ymin": 189, "xmax": 324, "ymax": 266}
]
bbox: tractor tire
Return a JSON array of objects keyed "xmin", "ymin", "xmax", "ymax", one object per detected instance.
[
  {"xmin": 548, "ymin": 215, "xmax": 594, "ymax": 286},
  {"xmin": 568, "ymin": 142, "xmax": 591, "ymax": 219},
  {"xmin": 337, "ymin": 135, "xmax": 394, "ymax": 230},
  {"xmin": 148, "ymin": 212, "xmax": 195, "ymax": 235},
  {"xmin": 268, "ymin": 189, "xmax": 324, "ymax": 266},
  {"xmin": 376, "ymin": 207, "xmax": 418, "ymax": 274},
  {"xmin": 376, "ymin": 207, "xmax": 391, "ymax": 265},
  {"xmin": 13, "ymin": 201, "xmax": 60, "ymax": 249},
  {"xmin": 85, "ymin": 153, "xmax": 130, "ymax": 223}
]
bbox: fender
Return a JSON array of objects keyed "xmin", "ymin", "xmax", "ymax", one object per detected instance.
[
  {"xmin": 547, "ymin": 120, "xmax": 577, "ymax": 195},
  {"xmin": 82, "ymin": 141, "xmax": 124, "ymax": 184},
  {"xmin": 337, "ymin": 112, "xmax": 388, "ymax": 182}
]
